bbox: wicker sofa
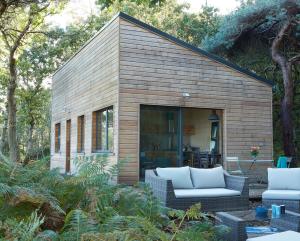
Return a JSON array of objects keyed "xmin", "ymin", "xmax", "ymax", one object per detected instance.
[
  {"xmin": 145, "ymin": 167, "xmax": 249, "ymax": 211},
  {"xmin": 262, "ymin": 168, "xmax": 300, "ymax": 212}
]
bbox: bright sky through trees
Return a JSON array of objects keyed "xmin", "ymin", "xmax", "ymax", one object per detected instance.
[{"xmin": 47, "ymin": 0, "xmax": 240, "ymax": 28}]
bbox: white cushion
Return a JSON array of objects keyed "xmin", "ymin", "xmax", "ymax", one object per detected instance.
[
  {"xmin": 190, "ymin": 166, "xmax": 226, "ymax": 189},
  {"xmin": 268, "ymin": 168, "xmax": 300, "ymax": 190},
  {"xmin": 247, "ymin": 231, "xmax": 300, "ymax": 241},
  {"xmin": 262, "ymin": 190, "xmax": 300, "ymax": 200},
  {"xmin": 174, "ymin": 188, "xmax": 240, "ymax": 198},
  {"xmin": 156, "ymin": 166, "xmax": 193, "ymax": 189}
]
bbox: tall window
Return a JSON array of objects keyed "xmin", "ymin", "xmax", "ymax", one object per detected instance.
[
  {"xmin": 92, "ymin": 107, "xmax": 113, "ymax": 152},
  {"xmin": 77, "ymin": 115, "xmax": 85, "ymax": 153},
  {"xmin": 55, "ymin": 123, "xmax": 61, "ymax": 153}
]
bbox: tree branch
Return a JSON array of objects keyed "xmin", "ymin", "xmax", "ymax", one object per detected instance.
[
  {"xmin": 1, "ymin": 29, "xmax": 11, "ymax": 49},
  {"xmin": 289, "ymin": 54, "xmax": 300, "ymax": 64},
  {"xmin": 10, "ymin": 15, "xmax": 33, "ymax": 54},
  {"xmin": 271, "ymin": 21, "xmax": 292, "ymax": 67},
  {"xmin": 0, "ymin": 1, "xmax": 8, "ymax": 18},
  {"xmin": 5, "ymin": 28, "xmax": 49, "ymax": 36}
]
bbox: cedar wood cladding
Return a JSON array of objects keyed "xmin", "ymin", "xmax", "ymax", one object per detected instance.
[
  {"xmin": 51, "ymin": 17, "xmax": 120, "ymax": 172},
  {"xmin": 51, "ymin": 13, "xmax": 273, "ymax": 184}
]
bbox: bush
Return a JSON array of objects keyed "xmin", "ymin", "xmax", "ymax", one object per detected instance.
[{"xmin": 0, "ymin": 154, "xmax": 224, "ymax": 240}]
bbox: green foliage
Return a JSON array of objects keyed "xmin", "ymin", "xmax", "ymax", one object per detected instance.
[
  {"xmin": 202, "ymin": 0, "xmax": 289, "ymax": 52},
  {"xmin": 0, "ymin": 154, "xmax": 222, "ymax": 240},
  {"xmin": 94, "ymin": 0, "xmax": 220, "ymax": 47},
  {"xmin": 60, "ymin": 209, "xmax": 98, "ymax": 241},
  {"xmin": 0, "ymin": 211, "xmax": 44, "ymax": 241},
  {"xmin": 97, "ymin": 0, "xmax": 166, "ymax": 10}
]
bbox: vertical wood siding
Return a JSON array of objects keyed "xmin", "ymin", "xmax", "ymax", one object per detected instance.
[
  {"xmin": 51, "ymin": 18, "xmax": 120, "ymax": 174},
  {"xmin": 118, "ymin": 19, "xmax": 273, "ymax": 184}
]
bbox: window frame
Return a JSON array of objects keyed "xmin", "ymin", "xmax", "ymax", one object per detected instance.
[
  {"xmin": 92, "ymin": 106, "xmax": 113, "ymax": 153},
  {"xmin": 77, "ymin": 115, "xmax": 85, "ymax": 153},
  {"xmin": 55, "ymin": 122, "xmax": 61, "ymax": 153}
]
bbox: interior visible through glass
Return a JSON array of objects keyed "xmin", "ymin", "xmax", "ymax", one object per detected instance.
[{"xmin": 139, "ymin": 105, "xmax": 222, "ymax": 179}]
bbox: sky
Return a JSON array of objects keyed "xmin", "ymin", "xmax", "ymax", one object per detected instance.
[{"xmin": 48, "ymin": 0, "xmax": 240, "ymax": 28}]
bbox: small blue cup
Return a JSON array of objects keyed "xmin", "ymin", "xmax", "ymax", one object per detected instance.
[{"xmin": 255, "ymin": 206, "xmax": 268, "ymax": 219}]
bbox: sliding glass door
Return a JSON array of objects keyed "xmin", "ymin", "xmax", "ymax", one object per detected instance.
[
  {"xmin": 140, "ymin": 105, "xmax": 180, "ymax": 178},
  {"xmin": 139, "ymin": 105, "xmax": 222, "ymax": 178}
]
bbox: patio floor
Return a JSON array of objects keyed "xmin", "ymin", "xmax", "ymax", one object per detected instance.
[{"xmin": 249, "ymin": 183, "xmax": 267, "ymax": 199}]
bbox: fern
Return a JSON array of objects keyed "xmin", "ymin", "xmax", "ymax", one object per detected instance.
[
  {"xmin": 0, "ymin": 153, "xmax": 220, "ymax": 240},
  {"xmin": 101, "ymin": 215, "xmax": 170, "ymax": 241},
  {"xmin": 0, "ymin": 211, "xmax": 44, "ymax": 241},
  {"xmin": 34, "ymin": 230, "xmax": 59, "ymax": 241},
  {"xmin": 60, "ymin": 209, "xmax": 98, "ymax": 241},
  {"xmin": 0, "ymin": 183, "xmax": 14, "ymax": 197}
]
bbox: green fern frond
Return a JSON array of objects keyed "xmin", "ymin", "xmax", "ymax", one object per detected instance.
[
  {"xmin": 0, "ymin": 211, "xmax": 44, "ymax": 241},
  {"xmin": 102, "ymin": 215, "xmax": 170, "ymax": 241},
  {"xmin": 33, "ymin": 230, "xmax": 59, "ymax": 241},
  {"xmin": 0, "ymin": 183, "xmax": 14, "ymax": 197},
  {"xmin": 60, "ymin": 209, "xmax": 98, "ymax": 241}
]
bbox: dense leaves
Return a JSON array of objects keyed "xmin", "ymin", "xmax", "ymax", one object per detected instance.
[{"xmin": 0, "ymin": 155, "xmax": 224, "ymax": 240}]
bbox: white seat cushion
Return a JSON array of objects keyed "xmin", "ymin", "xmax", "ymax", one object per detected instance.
[
  {"xmin": 247, "ymin": 231, "xmax": 300, "ymax": 241},
  {"xmin": 156, "ymin": 166, "xmax": 193, "ymax": 189},
  {"xmin": 174, "ymin": 188, "xmax": 241, "ymax": 198},
  {"xmin": 190, "ymin": 166, "xmax": 226, "ymax": 189},
  {"xmin": 262, "ymin": 190, "xmax": 300, "ymax": 200},
  {"xmin": 268, "ymin": 168, "xmax": 300, "ymax": 190}
]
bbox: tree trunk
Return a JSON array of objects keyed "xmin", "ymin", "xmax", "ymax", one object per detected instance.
[
  {"xmin": 271, "ymin": 21, "xmax": 296, "ymax": 158},
  {"xmin": 7, "ymin": 52, "xmax": 19, "ymax": 162},
  {"xmin": 23, "ymin": 119, "xmax": 34, "ymax": 165},
  {"xmin": 280, "ymin": 62, "xmax": 295, "ymax": 156},
  {"xmin": 0, "ymin": 103, "xmax": 9, "ymax": 155}
]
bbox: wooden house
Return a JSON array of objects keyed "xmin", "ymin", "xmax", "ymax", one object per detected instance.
[{"xmin": 51, "ymin": 12, "xmax": 273, "ymax": 184}]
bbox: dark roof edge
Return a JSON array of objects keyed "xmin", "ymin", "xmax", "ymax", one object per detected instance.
[{"xmin": 118, "ymin": 12, "xmax": 274, "ymax": 87}]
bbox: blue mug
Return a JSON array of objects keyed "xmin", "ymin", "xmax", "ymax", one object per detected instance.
[{"xmin": 256, "ymin": 206, "xmax": 268, "ymax": 219}]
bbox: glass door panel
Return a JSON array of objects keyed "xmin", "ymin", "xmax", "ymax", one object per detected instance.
[{"xmin": 140, "ymin": 105, "xmax": 180, "ymax": 179}]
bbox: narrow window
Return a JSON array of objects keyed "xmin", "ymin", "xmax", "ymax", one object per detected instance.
[
  {"xmin": 55, "ymin": 123, "xmax": 61, "ymax": 153},
  {"xmin": 92, "ymin": 107, "xmax": 113, "ymax": 152},
  {"xmin": 77, "ymin": 115, "xmax": 85, "ymax": 153}
]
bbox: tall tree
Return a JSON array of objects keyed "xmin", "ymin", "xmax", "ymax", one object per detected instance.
[
  {"xmin": 0, "ymin": 1, "xmax": 64, "ymax": 162},
  {"xmin": 203, "ymin": 0, "xmax": 300, "ymax": 161},
  {"xmin": 17, "ymin": 35, "xmax": 56, "ymax": 163}
]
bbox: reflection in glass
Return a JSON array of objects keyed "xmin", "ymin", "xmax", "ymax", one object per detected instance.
[{"xmin": 140, "ymin": 105, "xmax": 179, "ymax": 178}]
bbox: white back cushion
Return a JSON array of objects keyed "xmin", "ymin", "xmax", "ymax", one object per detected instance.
[
  {"xmin": 190, "ymin": 166, "xmax": 226, "ymax": 189},
  {"xmin": 156, "ymin": 166, "xmax": 193, "ymax": 189},
  {"xmin": 268, "ymin": 168, "xmax": 300, "ymax": 190}
]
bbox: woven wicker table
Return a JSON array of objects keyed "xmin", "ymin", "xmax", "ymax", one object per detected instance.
[{"xmin": 216, "ymin": 209, "xmax": 300, "ymax": 241}]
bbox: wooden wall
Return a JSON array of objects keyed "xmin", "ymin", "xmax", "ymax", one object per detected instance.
[
  {"xmin": 50, "ymin": 18, "xmax": 120, "ymax": 173},
  {"xmin": 118, "ymin": 18, "xmax": 273, "ymax": 184},
  {"xmin": 51, "ymin": 14, "xmax": 273, "ymax": 184}
]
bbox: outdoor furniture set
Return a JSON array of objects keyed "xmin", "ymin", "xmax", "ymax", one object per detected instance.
[
  {"xmin": 145, "ymin": 166, "xmax": 249, "ymax": 211},
  {"xmin": 145, "ymin": 166, "xmax": 300, "ymax": 240}
]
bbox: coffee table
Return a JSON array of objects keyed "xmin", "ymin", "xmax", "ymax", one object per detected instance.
[{"xmin": 216, "ymin": 209, "xmax": 300, "ymax": 241}]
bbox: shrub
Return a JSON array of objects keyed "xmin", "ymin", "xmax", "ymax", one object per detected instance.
[{"xmin": 0, "ymin": 154, "xmax": 223, "ymax": 240}]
